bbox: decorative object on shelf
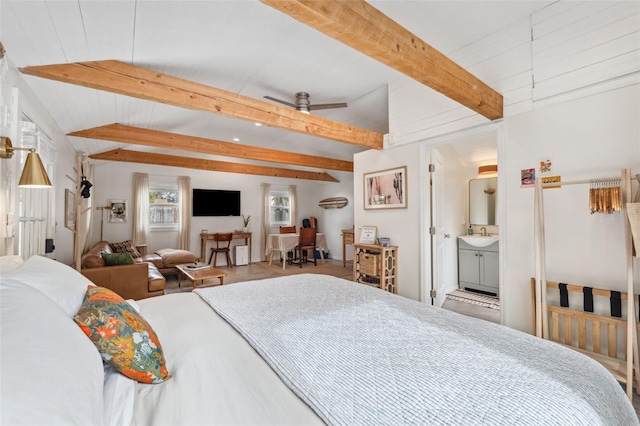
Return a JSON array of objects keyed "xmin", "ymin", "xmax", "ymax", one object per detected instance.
[
  {"xmin": 378, "ymin": 237, "xmax": 390, "ymax": 247},
  {"xmin": 242, "ymin": 214, "xmax": 250, "ymax": 232},
  {"xmin": 318, "ymin": 197, "xmax": 348, "ymax": 209},
  {"xmin": 359, "ymin": 226, "xmax": 377, "ymax": 244},
  {"xmin": 64, "ymin": 189, "xmax": 76, "ymax": 231},
  {"xmin": 108, "ymin": 199, "xmax": 127, "ymax": 223},
  {"xmin": 0, "ymin": 136, "xmax": 52, "ymax": 187},
  {"xmin": 364, "ymin": 166, "xmax": 407, "ymax": 210}
]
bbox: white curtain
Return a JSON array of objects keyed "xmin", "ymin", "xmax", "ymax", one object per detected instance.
[
  {"xmin": 178, "ymin": 176, "xmax": 191, "ymax": 251},
  {"xmin": 289, "ymin": 184, "xmax": 297, "ymax": 229},
  {"xmin": 261, "ymin": 183, "xmax": 271, "ymax": 261},
  {"xmin": 132, "ymin": 173, "xmax": 149, "ymax": 247}
]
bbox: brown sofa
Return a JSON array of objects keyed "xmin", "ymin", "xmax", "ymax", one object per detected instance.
[{"xmin": 81, "ymin": 241, "xmax": 167, "ymax": 300}]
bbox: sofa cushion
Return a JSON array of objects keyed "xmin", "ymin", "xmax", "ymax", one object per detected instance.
[
  {"xmin": 142, "ymin": 253, "xmax": 164, "ymax": 269},
  {"xmin": 147, "ymin": 264, "xmax": 166, "ymax": 292},
  {"xmin": 109, "ymin": 240, "xmax": 141, "ymax": 258},
  {"xmin": 155, "ymin": 248, "xmax": 197, "ymax": 267},
  {"xmin": 102, "ymin": 252, "xmax": 136, "ymax": 266},
  {"xmin": 82, "ymin": 241, "xmax": 113, "ymax": 268}
]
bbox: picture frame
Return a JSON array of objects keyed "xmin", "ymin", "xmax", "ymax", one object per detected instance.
[
  {"xmin": 364, "ymin": 166, "xmax": 407, "ymax": 209},
  {"xmin": 359, "ymin": 226, "xmax": 377, "ymax": 244},
  {"xmin": 108, "ymin": 199, "xmax": 127, "ymax": 223},
  {"xmin": 64, "ymin": 189, "xmax": 76, "ymax": 231}
]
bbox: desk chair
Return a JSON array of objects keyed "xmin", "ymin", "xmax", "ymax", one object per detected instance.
[
  {"xmin": 292, "ymin": 227, "xmax": 317, "ymax": 268},
  {"xmin": 208, "ymin": 233, "xmax": 234, "ymax": 268},
  {"xmin": 279, "ymin": 225, "xmax": 296, "ymax": 264}
]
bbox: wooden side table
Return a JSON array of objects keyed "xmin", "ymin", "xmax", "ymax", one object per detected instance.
[{"xmin": 342, "ymin": 229, "xmax": 354, "ymax": 267}]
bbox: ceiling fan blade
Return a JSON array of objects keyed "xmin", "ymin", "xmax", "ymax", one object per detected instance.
[
  {"xmin": 309, "ymin": 102, "xmax": 348, "ymax": 111},
  {"xmin": 264, "ymin": 96, "xmax": 296, "ymax": 108}
]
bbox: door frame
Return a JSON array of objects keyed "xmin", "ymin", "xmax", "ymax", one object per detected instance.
[{"xmin": 418, "ymin": 122, "xmax": 506, "ymax": 323}]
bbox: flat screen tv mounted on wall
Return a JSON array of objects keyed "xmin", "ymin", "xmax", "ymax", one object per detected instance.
[{"xmin": 192, "ymin": 189, "xmax": 241, "ymax": 217}]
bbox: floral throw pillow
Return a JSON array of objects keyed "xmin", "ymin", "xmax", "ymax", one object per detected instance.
[
  {"xmin": 73, "ymin": 286, "xmax": 170, "ymax": 384},
  {"xmin": 109, "ymin": 240, "xmax": 141, "ymax": 258}
]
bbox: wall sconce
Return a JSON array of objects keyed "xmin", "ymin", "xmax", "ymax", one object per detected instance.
[
  {"xmin": 478, "ymin": 164, "xmax": 498, "ymax": 175},
  {"xmin": 97, "ymin": 205, "xmax": 113, "ymax": 241},
  {"xmin": 0, "ymin": 136, "xmax": 52, "ymax": 188}
]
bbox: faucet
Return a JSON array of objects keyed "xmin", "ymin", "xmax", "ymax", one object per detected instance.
[{"xmin": 480, "ymin": 227, "xmax": 487, "ymax": 236}]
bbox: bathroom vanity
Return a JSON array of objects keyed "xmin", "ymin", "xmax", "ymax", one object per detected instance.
[{"xmin": 458, "ymin": 236, "xmax": 499, "ymax": 296}]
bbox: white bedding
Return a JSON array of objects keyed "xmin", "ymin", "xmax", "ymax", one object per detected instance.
[
  {"xmin": 134, "ymin": 274, "xmax": 638, "ymax": 426},
  {"xmin": 134, "ymin": 292, "xmax": 322, "ymax": 426}
]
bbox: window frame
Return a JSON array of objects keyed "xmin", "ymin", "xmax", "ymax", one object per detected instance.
[
  {"xmin": 148, "ymin": 187, "xmax": 180, "ymax": 231},
  {"xmin": 269, "ymin": 189, "xmax": 291, "ymax": 226}
]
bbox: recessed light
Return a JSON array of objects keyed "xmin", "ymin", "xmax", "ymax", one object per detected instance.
[
  {"xmin": 254, "ymin": 123, "xmax": 262, "ymax": 126},
  {"xmin": 233, "ymin": 138, "xmax": 240, "ymax": 142}
]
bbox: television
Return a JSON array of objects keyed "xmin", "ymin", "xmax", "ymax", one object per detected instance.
[{"xmin": 192, "ymin": 189, "xmax": 241, "ymax": 217}]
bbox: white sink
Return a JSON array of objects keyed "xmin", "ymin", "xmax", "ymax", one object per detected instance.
[{"xmin": 458, "ymin": 235, "xmax": 499, "ymax": 248}]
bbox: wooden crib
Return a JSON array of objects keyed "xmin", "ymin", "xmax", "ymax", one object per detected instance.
[{"xmin": 531, "ymin": 278, "xmax": 639, "ymax": 388}]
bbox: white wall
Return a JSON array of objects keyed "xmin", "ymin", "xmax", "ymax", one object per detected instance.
[
  {"xmin": 354, "ymin": 143, "xmax": 423, "ymax": 301},
  {"xmin": 92, "ymin": 161, "xmax": 353, "ymax": 265},
  {"xmin": 503, "ymin": 84, "xmax": 640, "ymax": 332}
]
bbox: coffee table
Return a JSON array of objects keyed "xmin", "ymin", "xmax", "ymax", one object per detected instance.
[{"xmin": 176, "ymin": 264, "xmax": 227, "ymax": 289}]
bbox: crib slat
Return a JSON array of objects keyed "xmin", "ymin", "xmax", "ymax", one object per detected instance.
[
  {"xmin": 578, "ymin": 317, "xmax": 586, "ymax": 349},
  {"xmin": 565, "ymin": 314, "xmax": 572, "ymax": 345},
  {"xmin": 608, "ymin": 323, "xmax": 616, "ymax": 358},
  {"xmin": 593, "ymin": 320, "xmax": 601, "ymax": 354},
  {"xmin": 551, "ymin": 311, "xmax": 559, "ymax": 342}
]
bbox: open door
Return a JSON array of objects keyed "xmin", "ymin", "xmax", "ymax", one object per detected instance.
[{"xmin": 430, "ymin": 149, "xmax": 449, "ymax": 307}]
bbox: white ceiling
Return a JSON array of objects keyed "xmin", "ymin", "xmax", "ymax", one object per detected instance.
[{"xmin": 1, "ymin": 1, "xmax": 551, "ymax": 181}]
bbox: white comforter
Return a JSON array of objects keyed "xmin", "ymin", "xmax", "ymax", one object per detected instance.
[{"xmin": 135, "ymin": 274, "xmax": 637, "ymax": 425}]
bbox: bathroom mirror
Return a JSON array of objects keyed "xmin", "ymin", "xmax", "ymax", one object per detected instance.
[{"xmin": 469, "ymin": 177, "xmax": 497, "ymax": 225}]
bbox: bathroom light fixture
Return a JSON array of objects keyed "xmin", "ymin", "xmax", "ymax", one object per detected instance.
[
  {"xmin": 479, "ymin": 164, "xmax": 498, "ymax": 175},
  {"xmin": 0, "ymin": 136, "xmax": 52, "ymax": 187}
]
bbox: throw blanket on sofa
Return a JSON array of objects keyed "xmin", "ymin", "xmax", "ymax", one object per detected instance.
[{"xmin": 195, "ymin": 274, "xmax": 636, "ymax": 425}]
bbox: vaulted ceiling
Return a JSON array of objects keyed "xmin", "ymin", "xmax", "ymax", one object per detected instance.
[{"xmin": 1, "ymin": 1, "xmax": 550, "ymax": 182}]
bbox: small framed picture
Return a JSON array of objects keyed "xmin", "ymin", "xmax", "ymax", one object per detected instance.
[
  {"xmin": 359, "ymin": 226, "xmax": 377, "ymax": 244},
  {"xmin": 108, "ymin": 199, "xmax": 127, "ymax": 223}
]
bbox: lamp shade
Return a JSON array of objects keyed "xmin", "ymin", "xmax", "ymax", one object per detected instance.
[{"xmin": 18, "ymin": 151, "xmax": 52, "ymax": 188}]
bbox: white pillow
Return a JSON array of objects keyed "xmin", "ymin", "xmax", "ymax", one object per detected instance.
[
  {"xmin": 103, "ymin": 365, "xmax": 135, "ymax": 426},
  {"xmin": 4, "ymin": 255, "xmax": 94, "ymax": 317},
  {"xmin": 0, "ymin": 255, "xmax": 24, "ymax": 273},
  {"xmin": 0, "ymin": 278, "xmax": 104, "ymax": 425}
]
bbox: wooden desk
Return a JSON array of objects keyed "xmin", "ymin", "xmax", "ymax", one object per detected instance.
[
  {"xmin": 201, "ymin": 232, "xmax": 252, "ymax": 265},
  {"xmin": 342, "ymin": 229, "xmax": 354, "ymax": 267}
]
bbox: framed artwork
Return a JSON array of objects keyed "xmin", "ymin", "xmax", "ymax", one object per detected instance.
[
  {"xmin": 64, "ymin": 189, "xmax": 75, "ymax": 231},
  {"xmin": 364, "ymin": 166, "xmax": 407, "ymax": 209},
  {"xmin": 359, "ymin": 226, "xmax": 377, "ymax": 244},
  {"xmin": 108, "ymin": 199, "xmax": 127, "ymax": 223}
]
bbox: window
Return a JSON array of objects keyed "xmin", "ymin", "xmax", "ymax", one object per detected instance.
[
  {"xmin": 149, "ymin": 177, "xmax": 179, "ymax": 230},
  {"xmin": 270, "ymin": 190, "xmax": 290, "ymax": 226}
]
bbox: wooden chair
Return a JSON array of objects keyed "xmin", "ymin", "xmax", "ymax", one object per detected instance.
[
  {"xmin": 208, "ymin": 233, "xmax": 234, "ymax": 268},
  {"xmin": 279, "ymin": 226, "xmax": 296, "ymax": 264},
  {"xmin": 292, "ymin": 227, "xmax": 317, "ymax": 268}
]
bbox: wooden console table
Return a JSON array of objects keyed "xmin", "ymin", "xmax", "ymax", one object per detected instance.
[{"xmin": 201, "ymin": 232, "xmax": 252, "ymax": 264}]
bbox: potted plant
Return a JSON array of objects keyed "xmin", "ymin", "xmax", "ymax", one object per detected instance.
[{"xmin": 242, "ymin": 214, "xmax": 250, "ymax": 232}]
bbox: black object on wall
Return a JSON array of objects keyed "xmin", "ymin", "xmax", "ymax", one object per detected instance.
[{"xmin": 45, "ymin": 238, "xmax": 55, "ymax": 253}]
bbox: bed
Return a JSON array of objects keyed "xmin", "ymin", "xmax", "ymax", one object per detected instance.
[{"xmin": 1, "ymin": 256, "xmax": 637, "ymax": 425}]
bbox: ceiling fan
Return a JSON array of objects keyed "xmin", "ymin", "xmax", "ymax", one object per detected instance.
[{"xmin": 263, "ymin": 92, "xmax": 347, "ymax": 114}]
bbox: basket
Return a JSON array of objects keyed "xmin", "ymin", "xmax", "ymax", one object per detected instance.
[{"xmin": 359, "ymin": 253, "xmax": 379, "ymax": 276}]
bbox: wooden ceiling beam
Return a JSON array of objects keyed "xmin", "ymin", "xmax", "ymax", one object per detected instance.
[
  {"xmin": 70, "ymin": 123, "xmax": 353, "ymax": 172},
  {"xmin": 260, "ymin": 0, "xmax": 503, "ymax": 120},
  {"xmin": 90, "ymin": 149, "xmax": 339, "ymax": 182},
  {"xmin": 20, "ymin": 60, "xmax": 383, "ymax": 149}
]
